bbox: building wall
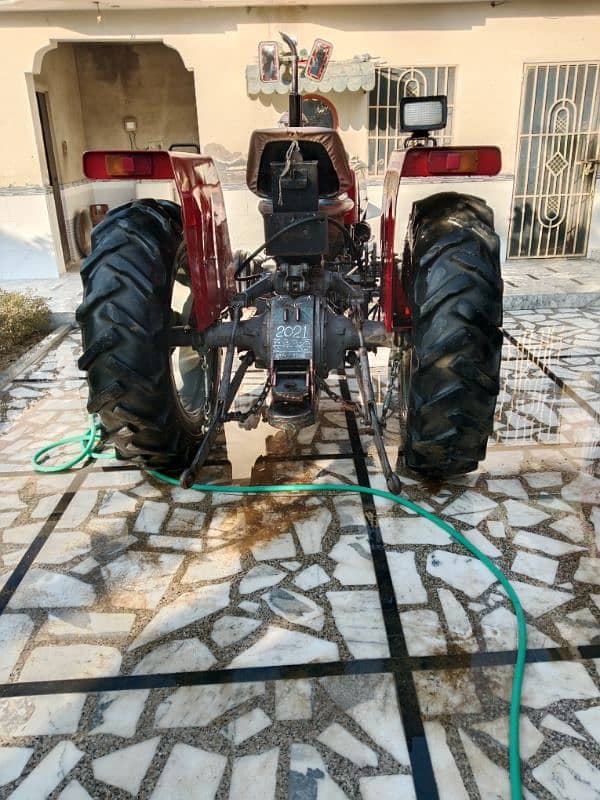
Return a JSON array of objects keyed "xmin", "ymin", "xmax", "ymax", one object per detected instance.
[{"xmin": 0, "ymin": 1, "xmax": 598, "ymax": 277}]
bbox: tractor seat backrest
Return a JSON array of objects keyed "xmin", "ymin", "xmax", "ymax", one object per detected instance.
[{"xmin": 246, "ymin": 127, "xmax": 354, "ymax": 199}]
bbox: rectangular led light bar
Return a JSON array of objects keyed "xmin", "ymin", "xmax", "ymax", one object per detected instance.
[{"xmin": 400, "ymin": 95, "xmax": 448, "ymax": 132}]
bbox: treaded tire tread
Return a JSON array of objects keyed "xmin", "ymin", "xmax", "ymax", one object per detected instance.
[
  {"xmin": 404, "ymin": 192, "xmax": 503, "ymax": 477},
  {"xmin": 76, "ymin": 198, "xmax": 212, "ymax": 469}
]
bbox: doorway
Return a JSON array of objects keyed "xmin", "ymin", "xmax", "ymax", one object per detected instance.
[
  {"xmin": 508, "ymin": 62, "xmax": 600, "ymax": 258},
  {"xmin": 36, "ymin": 90, "xmax": 71, "ymax": 264}
]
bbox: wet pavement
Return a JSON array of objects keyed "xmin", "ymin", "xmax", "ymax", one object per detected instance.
[{"xmin": 0, "ymin": 305, "xmax": 598, "ymax": 799}]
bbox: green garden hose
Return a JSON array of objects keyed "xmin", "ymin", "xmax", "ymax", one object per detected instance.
[{"xmin": 32, "ymin": 415, "xmax": 526, "ymax": 800}]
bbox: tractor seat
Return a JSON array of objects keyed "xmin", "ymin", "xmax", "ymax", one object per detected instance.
[{"xmin": 246, "ymin": 127, "xmax": 355, "ymax": 199}]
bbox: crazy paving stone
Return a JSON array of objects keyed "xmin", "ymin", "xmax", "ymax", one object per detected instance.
[
  {"xmin": 8, "ymin": 741, "xmax": 83, "ymax": 800},
  {"xmin": 35, "ymin": 531, "xmax": 91, "ymax": 565},
  {"xmin": 211, "ymin": 615, "xmax": 261, "ymax": 647},
  {"xmin": 228, "ymin": 748, "xmax": 279, "ymax": 800},
  {"xmin": 98, "ymin": 490, "xmax": 137, "ymax": 515},
  {"xmin": 0, "ymin": 614, "xmax": 34, "ymax": 681},
  {"xmin": 37, "ymin": 611, "xmax": 135, "ymax": 640},
  {"xmin": 492, "ymin": 661, "xmax": 599, "ymax": 708},
  {"xmin": 424, "ymin": 722, "xmax": 469, "ymax": 800},
  {"xmin": 229, "ymin": 625, "xmax": 339, "ymax": 668},
  {"xmin": 101, "ymin": 551, "xmax": 183, "ymax": 609},
  {"xmin": 0, "ymin": 694, "xmax": 86, "ymax": 737},
  {"xmin": 166, "ymin": 507, "xmax": 206, "ymax": 534},
  {"xmin": 0, "ymin": 747, "xmax": 33, "ymax": 787},
  {"xmin": 512, "ymin": 530, "xmax": 584, "ymax": 556},
  {"xmin": 133, "ymin": 500, "xmax": 169, "ymax": 533},
  {"xmin": 401, "ymin": 609, "xmax": 446, "ymax": 656},
  {"xmin": 415, "ymin": 670, "xmax": 482, "ymax": 716},
  {"xmin": 221, "ymin": 707, "xmax": 272, "ymax": 744},
  {"xmin": 554, "ymin": 608, "xmax": 600, "ymax": 646},
  {"xmin": 532, "ymin": 747, "xmax": 600, "ymax": 800},
  {"xmin": 238, "ymin": 564, "xmax": 285, "ymax": 594},
  {"xmin": 93, "ymin": 736, "xmax": 160, "ymax": 796},
  {"xmin": 437, "ymin": 589, "xmax": 477, "ymax": 652},
  {"xmin": 328, "ymin": 590, "xmax": 388, "ymax": 657},
  {"xmin": 574, "ymin": 557, "xmax": 600, "ymax": 586},
  {"xmin": 8, "ymin": 569, "xmax": 96, "ymax": 608},
  {"xmin": 387, "ymin": 551, "xmax": 427, "ymax": 604},
  {"xmin": 503, "ymin": 499, "xmax": 549, "ymax": 528},
  {"xmin": 58, "ymin": 780, "xmax": 93, "ymax": 799},
  {"xmin": 541, "ymin": 714, "xmax": 585, "ymax": 741},
  {"xmin": 154, "ymin": 682, "xmax": 264, "ymax": 728},
  {"xmin": 294, "ymin": 564, "xmax": 330, "ymax": 590},
  {"xmin": 181, "ymin": 545, "xmax": 241, "ymax": 582},
  {"xmin": 550, "ymin": 515, "xmax": 587, "ymax": 542},
  {"xmin": 275, "ymin": 679, "xmax": 312, "ymax": 721},
  {"xmin": 132, "ymin": 638, "xmax": 216, "ymax": 674},
  {"xmin": 459, "ymin": 729, "xmax": 510, "ymax": 800},
  {"xmin": 329, "ymin": 533, "xmax": 375, "ymax": 584},
  {"xmin": 359, "ymin": 775, "xmax": 416, "ymax": 800},
  {"xmin": 511, "ymin": 549, "xmax": 558, "ymax": 584},
  {"xmin": 505, "ymin": 580, "xmax": 573, "ymax": 618},
  {"xmin": 318, "ymin": 722, "xmax": 378, "ymax": 767},
  {"xmin": 379, "ymin": 516, "xmax": 451, "ymax": 545},
  {"xmin": 262, "ymin": 587, "xmax": 325, "ymax": 631},
  {"xmin": 472, "ymin": 715, "xmax": 544, "ymax": 759},
  {"xmin": 486, "ymin": 478, "xmax": 528, "ymax": 500},
  {"xmin": 575, "ymin": 706, "xmax": 600, "ymax": 745},
  {"xmin": 90, "ymin": 689, "xmax": 150, "ymax": 737},
  {"xmin": 293, "ymin": 507, "xmax": 332, "ymax": 554},
  {"xmin": 426, "ymin": 550, "xmax": 497, "ymax": 598},
  {"xmin": 289, "ymin": 743, "xmax": 347, "ymax": 799},
  {"xmin": 129, "ymin": 581, "xmax": 230, "ymax": 650},
  {"xmin": 481, "ymin": 607, "xmax": 557, "ymax": 651},
  {"xmin": 147, "ymin": 534, "xmax": 204, "ymax": 553},
  {"xmin": 19, "ymin": 644, "xmax": 121, "ymax": 681}
]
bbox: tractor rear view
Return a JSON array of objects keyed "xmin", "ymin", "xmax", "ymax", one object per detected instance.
[{"xmin": 76, "ymin": 32, "xmax": 503, "ymax": 491}]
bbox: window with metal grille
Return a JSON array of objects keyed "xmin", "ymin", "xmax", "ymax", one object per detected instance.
[{"xmin": 368, "ymin": 66, "xmax": 456, "ymax": 175}]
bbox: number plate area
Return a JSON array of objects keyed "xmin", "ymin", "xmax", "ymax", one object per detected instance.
[{"xmin": 271, "ymin": 296, "xmax": 314, "ymax": 361}]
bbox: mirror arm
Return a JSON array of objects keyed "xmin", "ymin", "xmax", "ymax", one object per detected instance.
[{"xmin": 280, "ymin": 31, "xmax": 302, "ymax": 127}]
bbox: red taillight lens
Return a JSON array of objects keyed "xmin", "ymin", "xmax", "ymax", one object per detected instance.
[
  {"xmin": 83, "ymin": 151, "xmax": 174, "ymax": 180},
  {"xmin": 402, "ymin": 146, "xmax": 501, "ymax": 177}
]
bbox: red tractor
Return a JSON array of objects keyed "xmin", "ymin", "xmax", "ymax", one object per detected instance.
[{"xmin": 77, "ymin": 33, "xmax": 503, "ymax": 492}]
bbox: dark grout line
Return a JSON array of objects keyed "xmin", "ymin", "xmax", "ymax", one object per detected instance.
[
  {"xmin": 0, "ymin": 467, "xmax": 90, "ymax": 614},
  {"xmin": 502, "ymin": 329, "xmax": 600, "ymax": 425},
  {"xmin": 338, "ymin": 374, "xmax": 440, "ymax": 800},
  {"xmin": 1, "ymin": 644, "xmax": 598, "ymax": 700}
]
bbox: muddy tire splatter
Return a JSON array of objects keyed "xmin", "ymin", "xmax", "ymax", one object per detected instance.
[
  {"xmin": 403, "ymin": 192, "xmax": 503, "ymax": 477},
  {"xmin": 76, "ymin": 199, "xmax": 219, "ymax": 469}
]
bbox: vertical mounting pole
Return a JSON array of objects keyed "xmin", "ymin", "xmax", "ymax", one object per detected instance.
[{"xmin": 280, "ymin": 32, "xmax": 301, "ymax": 127}]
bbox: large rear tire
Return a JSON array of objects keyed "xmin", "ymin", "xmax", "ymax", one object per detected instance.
[
  {"xmin": 403, "ymin": 192, "xmax": 503, "ymax": 477},
  {"xmin": 76, "ymin": 199, "xmax": 219, "ymax": 469}
]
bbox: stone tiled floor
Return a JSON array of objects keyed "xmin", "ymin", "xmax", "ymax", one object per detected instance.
[{"xmin": 0, "ymin": 307, "xmax": 598, "ymax": 798}]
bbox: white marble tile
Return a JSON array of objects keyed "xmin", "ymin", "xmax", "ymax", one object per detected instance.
[
  {"xmin": 228, "ymin": 748, "xmax": 279, "ymax": 800},
  {"xmin": 486, "ymin": 521, "xmax": 506, "ymax": 539},
  {"xmin": 502, "ymin": 580, "xmax": 573, "ymax": 618},
  {"xmin": 541, "ymin": 713, "xmax": 585, "ymax": 741},
  {"xmin": 574, "ymin": 706, "xmax": 600, "ymax": 745},
  {"xmin": 293, "ymin": 507, "xmax": 332, "ymax": 554},
  {"xmin": 473, "ymin": 715, "xmax": 544, "ymax": 759},
  {"xmin": 532, "ymin": 747, "xmax": 600, "ymax": 800},
  {"xmin": 275, "ymin": 679, "xmax": 312, "ymax": 720},
  {"xmin": 154, "ymin": 682, "xmax": 264, "ymax": 728},
  {"xmin": 512, "ymin": 530, "xmax": 584, "ymax": 556},
  {"xmin": 503, "ymin": 499, "xmax": 549, "ymax": 528},
  {"xmin": 486, "ymin": 478, "xmax": 528, "ymax": 500},
  {"xmin": 250, "ymin": 532, "xmax": 296, "ymax": 561},
  {"xmin": 282, "ymin": 560, "xmax": 302, "ymax": 571},
  {"xmin": 0, "ymin": 614, "xmax": 34, "ymax": 682},
  {"xmin": 328, "ymin": 590, "xmax": 388, "ymax": 658},
  {"xmin": 84, "ymin": 470, "xmax": 143, "ymax": 488},
  {"xmin": 387, "ymin": 551, "xmax": 427, "ymax": 605},
  {"xmin": 345, "ymin": 674, "xmax": 410, "ymax": 766},
  {"xmin": 523, "ymin": 471, "xmax": 563, "ymax": 488},
  {"xmin": 133, "ymin": 638, "xmax": 215, "ymax": 674},
  {"xmin": 239, "ymin": 564, "xmax": 286, "ymax": 594},
  {"xmin": 8, "ymin": 570, "xmax": 96, "ymax": 608},
  {"xmin": 131, "ymin": 483, "xmax": 163, "ymax": 499},
  {"xmin": 147, "ymin": 534, "xmax": 204, "ymax": 553},
  {"xmin": 35, "ymin": 531, "xmax": 91, "ymax": 565},
  {"xmin": 294, "ymin": 564, "xmax": 330, "ymax": 590},
  {"xmin": 289, "ymin": 744, "xmax": 347, "ymax": 799},
  {"xmin": 318, "ymin": 722, "xmax": 378, "ymax": 767},
  {"xmin": 8, "ymin": 741, "xmax": 83, "ymax": 800},
  {"xmin": 379, "ymin": 516, "xmax": 451, "ymax": 545},
  {"xmin": 481, "ymin": 606, "xmax": 556, "ymax": 651},
  {"xmin": 101, "ymin": 551, "xmax": 183, "ymax": 609},
  {"xmin": 554, "ymin": 608, "xmax": 600, "ymax": 646},
  {"xmin": 221, "ymin": 707, "xmax": 271, "ymax": 744},
  {"xmin": 90, "ymin": 689, "xmax": 150, "ymax": 737},
  {"xmin": 329, "ymin": 533, "xmax": 375, "ymax": 585},
  {"xmin": 134, "ymin": 500, "xmax": 169, "ymax": 534},
  {"xmin": 19, "ymin": 644, "xmax": 121, "ymax": 681},
  {"xmin": 401, "ymin": 609, "xmax": 446, "ymax": 656},
  {"xmin": 93, "ymin": 737, "xmax": 160, "ymax": 795},
  {"xmin": 461, "ymin": 529, "xmax": 502, "ymax": 558},
  {"xmin": 0, "ymin": 747, "xmax": 33, "ymax": 787},
  {"xmin": 129, "ymin": 581, "xmax": 230, "ymax": 650},
  {"xmin": 359, "ymin": 775, "xmax": 416, "ymax": 800},
  {"xmin": 574, "ymin": 557, "xmax": 600, "ymax": 586},
  {"xmin": 511, "ymin": 550, "xmax": 558, "ymax": 584},
  {"xmin": 98, "ymin": 490, "xmax": 137, "ymax": 515},
  {"xmin": 230, "ymin": 625, "xmax": 338, "ymax": 668},
  {"xmin": 0, "ymin": 693, "xmax": 86, "ymax": 737},
  {"xmin": 550, "ymin": 515, "xmax": 587, "ymax": 543},
  {"xmin": 262, "ymin": 587, "xmax": 325, "ymax": 631},
  {"xmin": 443, "ymin": 491, "xmax": 497, "ymax": 518},
  {"xmin": 493, "ymin": 661, "xmax": 599, "ymax": 708},
  {"xmin": 55, "ymin": 490, "xmax": 98, "ymax": 530},
  {"xmin": 426, "ymin": 550, "xmax": 496, "ymax": 599},
  {"xmin": 458, "ymin": 729, "xmax": 509, "ymax": 800},
  {"xmin": 0, "ymin": 494, "xmax": 26, "ymax": 511},
  {"xmin": 166, "ymin": 507, "xmax": 206, "ymax": 534},
  {"xmin": 424, "ymin": 722, "xmax": 469, "ymax": 800},
  {"xmin": 562, "ymin": 474, "xmax": 600, "ymax": 505},
  {"xmin": 37, "ymin": 611, "xmax": 135, "ymax": 639},
  {"xmin": 333, "ymin": 495, "xmax": 365, "ymax": 528},
  {"xmin": 58, "ymin": 781, "xmax": 93, "ymax": 799},
  {"xmin": 437, "ymin": 589, "xmax": 477, "ymax": 652},
  {"xmin": 181, "ymin": 545, "xmax": 241, "ymax": 582},
  {"xmin": 211, "ymin": 615, "xmax": 261, "ymax": 647}
]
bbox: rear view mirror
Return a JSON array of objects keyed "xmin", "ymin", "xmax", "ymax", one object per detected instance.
[
  {"xmin": 259, "ymin": 41, "xmax": 280, "ymax": 83},
  {"xmin": 306, "ymin": 38, "xmax": 333, "ymax": 82}
]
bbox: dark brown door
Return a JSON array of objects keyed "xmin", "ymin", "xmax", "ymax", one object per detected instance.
[{"xmin": 36, "ymin": 91, "xmax": 71, "ymax": 263}]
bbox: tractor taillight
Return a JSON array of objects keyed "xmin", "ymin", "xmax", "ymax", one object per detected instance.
[
  {"xmin": 83, "ymin": 151, "xmax": 174, "ymax": 180},
  {"xmin": 402, "ymin": 146, "xmax": 501, "ymax": 177}
]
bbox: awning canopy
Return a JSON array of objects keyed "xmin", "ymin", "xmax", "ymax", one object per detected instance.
[{"xmin": 246, "ymin": 57, "xmax": 376, "ymax": 95}]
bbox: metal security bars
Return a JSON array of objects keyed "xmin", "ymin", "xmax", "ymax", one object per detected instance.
[
  {"xmin": 509, "ymin": 62, "xmax": 600, "ymax": 258},
  {"xmin": 368, "ymin": 66, "xmax": 455, "ymax": 175}
]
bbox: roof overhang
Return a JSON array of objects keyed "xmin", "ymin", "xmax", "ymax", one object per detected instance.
[{"xmin": 247, "ymin": 57, "xmax": 376, "ymax": 95}]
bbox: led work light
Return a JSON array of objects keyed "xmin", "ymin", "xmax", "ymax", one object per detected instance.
[{"xmin": 400, "ymin": 95, "xmax": 448, "ymax": 132}]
